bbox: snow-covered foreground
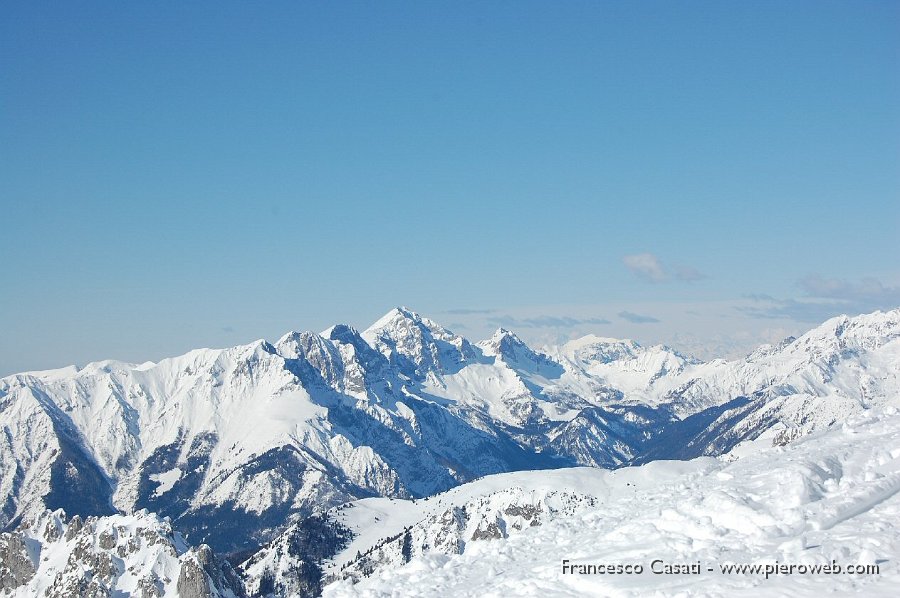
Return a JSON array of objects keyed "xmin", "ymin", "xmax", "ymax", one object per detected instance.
[{"xmin": 325, "ymin": 405, "xmax": 900, "ymax": 597}]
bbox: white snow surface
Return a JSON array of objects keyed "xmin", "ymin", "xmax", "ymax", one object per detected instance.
[
  {"xmin": 325, "ymin": 404, "xmax": 900, "ymax": 597},
  {"xmin": 150, "ymin": 468, "xmax": 183, "ymax": 497},
  {"xmin": 324, "ymin": 469, "xmax": 612, "ymax": 576}
]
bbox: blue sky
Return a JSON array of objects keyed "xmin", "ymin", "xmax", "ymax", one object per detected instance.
[{"xmin": 2, "ymin": 1, "xmax": 899, "ymax": 375}]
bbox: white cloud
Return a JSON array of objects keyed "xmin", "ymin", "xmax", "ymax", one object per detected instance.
[
  {"xmin": 622, "ymin": 253, "xmax": 706, "ymax": 283},
  {"xmin": 618, "ymin": 310, "xmax": 661, "ymax": 324},
  {"xmin": 622, "ymin": 253, "xmax": 668, "ymax": 282}
]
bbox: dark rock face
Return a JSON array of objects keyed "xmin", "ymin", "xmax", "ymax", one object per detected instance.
[
  {"xmin": 178, "ymin": 544, "xmax": 248, "ymax": 598},
  {"xmin": 0, "ymin": 531, "xmax": 35, "ymax": 591},
  {"xmin": 138, "ymin": 573, "xmax": 163, "ymax": 598},
  {"xmin": 177, "ymin": 557, "xmax": 214, "ymax": 598},
  {"xmin": 503, "ymin": 504, "xmax": 541, "ymax": 528},
  {"xmin": 64, "ymin": 514, "xmax": 84, "ymax": 540},
  {"xmin": 470, "ymin": 520, "xmax": 504, "ymax": 541},
  {"xmin": 98, "ymin": 527, "xmax": 117, "ymax": 549},
  {"xmin": 178, "ymin": 561, "xmax": 213, "ymax": 598}
]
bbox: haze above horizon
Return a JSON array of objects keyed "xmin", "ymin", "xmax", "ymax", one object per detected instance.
[{"xmin": 2, "ymin": 1, "xmax": 898, "ymax": 376}]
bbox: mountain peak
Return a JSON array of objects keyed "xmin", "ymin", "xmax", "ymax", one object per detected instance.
[
  {"xmin": 365, "ymin": 306, "xmax": 423, "ymax": 333},
  {"xmin": 491, "ymin": 327, "xmax": 517, "ymax": 339},
  {"xmin": 359, "ymin": 307, "xmax": 475, "ymax": 378},
  {"xmin": 479, "ymin": 327, "xmax": 563, "ymax": 377},
  {"xmin": 785, "ymin": 308, "xmax": 900, "ymax": 357},
  {"xmin": 480, "ymin": 328, "xmax": 528, "ymax": 355}
]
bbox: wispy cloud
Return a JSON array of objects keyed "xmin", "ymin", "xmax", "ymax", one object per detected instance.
[
  {"xmin": 617, "ymin": 310, "xmax": 661, "ymax": 324},
  {"xmin": 738, "ymin": 275, "xmax": 900, "ymax": 322},
  {"xmin": 736, "ymin": 299, "xmax": 847, "ymax": 322},
  {"xmin": 622, "ymin": 253, "xmax": 706, "ymax": 283},
  {"xmin": 673, "ymin": 264, "xmax": 707, "ymax": 282},
  {"xmin": 486, "ymin": 315, "xmax": 611, "ymax": 329},
  {"xmin": 622, "ymin": 253, "xmax": 667, "ymax": 282},
  {"xmin": 743, "ymin": 293, "xmax": 777, "ymax": 302},
  {"xmin": 799, "ymin": 275, "xmax": 900, "ymax": 305},
  {"xmin": 442, "ymin": 308, "xmax": 497, "ymax": 315}
]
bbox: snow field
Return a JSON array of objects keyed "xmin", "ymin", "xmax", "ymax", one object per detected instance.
[{"xmin": 325, "ymin": 406, "xmax": 900, "ymax": 597}]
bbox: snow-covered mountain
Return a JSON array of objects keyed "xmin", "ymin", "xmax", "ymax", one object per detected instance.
[
  {"xmin": 1, "ymin": 306, "xmax": 898, "ymax": 595},
  {"xmin": 0, "ymin": 312, "xmax": 553, "ymax": 554}
]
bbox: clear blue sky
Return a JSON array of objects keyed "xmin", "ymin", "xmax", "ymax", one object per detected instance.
[{"xmin": 2, "ymin": 1, "xmax": 899, "ymax": 374}]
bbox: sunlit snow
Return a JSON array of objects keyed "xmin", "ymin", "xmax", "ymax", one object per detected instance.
[{"xmin": 326, "ymin": 405, "xmax": 900, "ymax": 597}]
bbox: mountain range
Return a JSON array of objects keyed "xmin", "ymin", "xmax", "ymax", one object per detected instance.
[{"xmin": 1, "ymin": 306, "xmax": 898, "ymax": 596}]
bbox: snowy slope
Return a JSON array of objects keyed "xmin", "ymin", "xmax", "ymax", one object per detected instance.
[
  {"xmin": 324, "ymin": 403, "xmax": 900, "ymax": 597},
  {"xmin": 0, "ymin": 340, "xmax": 366, "ymax": 554},
  {"xmin": 240, "ymin": 468, "xmax": 616, "ymax": 595}
]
